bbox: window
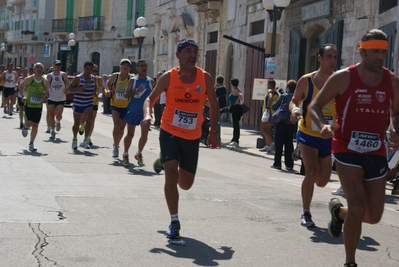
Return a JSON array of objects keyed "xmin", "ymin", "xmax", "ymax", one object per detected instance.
[
  {"xmin": 379, "ymin": 0, "xmax": 398, "ymax": 14},
  {"xmin": 208, "ymin": 31, "xmax": 218, "ymax": 44},
  {"xmin": 250, "ymin": 20, "xmax": 264, "ymax": 36}
]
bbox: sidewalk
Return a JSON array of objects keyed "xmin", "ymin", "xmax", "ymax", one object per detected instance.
[{"xmin": 219, "ymin": 121, "xmax": 276, "ymax": 161}]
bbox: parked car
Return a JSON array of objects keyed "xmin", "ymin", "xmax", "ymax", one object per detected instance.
[{"xmin": 65, "ymin": 76, "xmax": 75, "ymax": 105}]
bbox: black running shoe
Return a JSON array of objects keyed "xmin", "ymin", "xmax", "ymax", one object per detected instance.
[{"xmin": 328, "ymin": 198, "xmax": 344, "ymax": 238}]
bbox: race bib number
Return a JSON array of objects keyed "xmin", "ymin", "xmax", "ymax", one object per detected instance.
[
  {"xmin": 53, "ymin": 85, "xmax": 62, "ymax": 92},
  {"xmin": 116, "ymin": 91, "xmax": 125, "ymax": 100},
  {"xmin": 311, "ymin": 116, "xmax": 333, "ymax": 131},
  {"xmin": 30, "ymin": 95, "xmax": 42, "ymax": 104},
  {"xmin": 171, "ymin": 109, "xmax": 198, "ymax": 130},
  {"xmin": 347, "ymin": 131, "xmax": 381, "ymax": 153}
]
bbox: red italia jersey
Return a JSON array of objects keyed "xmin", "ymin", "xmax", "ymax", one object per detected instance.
[{"xmin": 332, "ymin": 65, "xmax": 393, "ymax": 156}]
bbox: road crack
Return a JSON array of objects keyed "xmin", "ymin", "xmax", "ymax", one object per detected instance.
[{"xmin": 29, "ymin": 223, "xmax": 64, "ymax": 267}]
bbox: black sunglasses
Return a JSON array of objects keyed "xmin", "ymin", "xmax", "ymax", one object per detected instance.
[
  {"xmin": 92, "ymin": 70, "xmax": 98, "ymax": 73},
  {"xmin": 55, "ymin": 64, "xmax": 62, "ymax": 66}
]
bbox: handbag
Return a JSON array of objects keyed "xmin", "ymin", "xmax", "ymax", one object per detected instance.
[
  {"xmin": 270, "ymin": 100, "xmax": 289, "ymax": 126},
  {"xmin": 261, "ymin": 109, "xmax": 270, "ymax": 122},
  {"xmin": 242, "ymin": 103, "xmax": 250, "ymax": 114}
]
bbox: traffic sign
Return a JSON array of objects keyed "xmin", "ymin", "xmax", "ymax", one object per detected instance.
[{"xmin": 28, "ymin": 56, "xmax": 36, "ymax": 64}]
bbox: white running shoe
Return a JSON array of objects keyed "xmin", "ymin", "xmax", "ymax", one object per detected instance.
[
  {"xmin": 228, "ymin": 141, "xmax": 239, "ymax": 146},
  {"xmin": 22, "ymin": 127, "xmax": 28, "ymax": 137},
  {"xmin": 80, "ymin": 140, "xmax": 90, "ymax": 149},
  {"xmin": 259, "ymin": 145, "xmax": 270, "ymax": 152},
  {"xmin": 72, "ymin": 140, "xmax": 78, "ymax": 150},
  {"xmin": 331, "ymin": 186, "xmax": 345, "ymax": 197},
  {"xmin": 112, "ymin": 145, "xmax": 119, "ymax": 158},
  {"xmin": 50, "ymin": 131, "xmax": 56, "ymax": 140},
  {"xmin": 28, "ymin": 143, "xmax": 37, "ymax": 152},
  {"xmin": 55, "ymin": 121, "xmax": 61, "ymax": 132}
]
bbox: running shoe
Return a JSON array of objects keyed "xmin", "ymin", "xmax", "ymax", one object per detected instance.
[
  {"xmin": 122, "ymin": 154, "xmax": 130, "ymax": 167},
  {"xmin": 331, "ymin": 186, "xmax": 345, "ymax": 197},
  {"xmin": 166, "ymin": 220, "xmax": 181, "ymax": 239},
  {"xmin": 80, "ymin": 140, "xmax": 90, "ymax": 149},
  {"xmin": 112, "ymin": 145, "xmax": 119, "ymax": 158},
  {"xmin": 328, "ymin": 198, "xmax": 344, "ymax": 238},
  {"xmin": 50, "ymin": 131, "xmax": 56, "ymax": 140},
  {"xmin": 28, "ymin": 143, "xmax": 37, "ymax": 152},
  {"xmin": 55, "ymin": 121, "xmax": 61, "ymax": 132},
  {"xmin": 228, "ymin": 141, "xmax": 239, "ymax": 147},
  {"xmin": 88, "ymin": 138, "xmax": 93, "ymax": 146},
  {"xmin": 344, "ymin": 263, "xmax": 357, "ymax": 267},
  {"xmin": 259, "ymin": 145, "xmax": 271, "ymax": 152},
  {"xmin": 72, "ymin": 140, "xmax": 78, "ymax": 150},
  {"xmin": 46, "ymin": 127, "xmax": 50, "ymax": 133},
  {"xmin": 22, "ymin": 127, "xmax": 28, "ymax": 137},
  {"xmin": 78, "ymin": 125, "xmax": 84, "ymax": 135},
  {"xmin": 9, "ymin": 110, "xmax": 12, "ymax": 116},
  {"xmin": 135, "ymin": 153, "xmax": 145, "ymax": 166},
  {"xmin": 19, "ymin": 121, "xmax": 23, "ymax": 129},
  {"xmin": 153, "ymin": 158, "xmax": 163, "ymax": 173},
  {"xmin": 300, "ymin": 211, "xmax": 315, "ymax": 227}
]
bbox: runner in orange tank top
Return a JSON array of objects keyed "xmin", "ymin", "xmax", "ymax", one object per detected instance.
[{"xmin": 142, "ymin": 40, "xmax": 220, "ymax": 239}]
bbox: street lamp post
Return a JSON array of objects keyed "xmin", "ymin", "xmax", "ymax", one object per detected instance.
[
  {"xmin": 133, "ymin": 17, "xmax": 148, "ymax": 60},
  {"xmin": 68, "ymin": 33, "xmax": 76, "ymax": 75},
  {"xmin": 0, "ymin": 43, "xmax": 5, "ymax": 65},
  {"xmin": 263, "ymin": 0, "xmax": 290, "ymax": 57}
]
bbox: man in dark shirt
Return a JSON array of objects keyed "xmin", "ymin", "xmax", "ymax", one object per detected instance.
[{"xmin": 215, "ymin": 75, "xmax": 227, "ymax": 136}]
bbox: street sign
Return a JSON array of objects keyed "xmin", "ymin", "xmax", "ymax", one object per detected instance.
[
  {"xmin": 252, "ymin": 78, "xmax": 269, "ymax": 100},
  {"xmin": 264, "ymin": 57, "xmax": 276, "ymax": 78},
  {"xmin": 43, "ymin": 44, "xmax": 50, "ymax": 57},
  {"xmin": 28, "ymin": 56, "xmax": 36, "ymax": 64}
]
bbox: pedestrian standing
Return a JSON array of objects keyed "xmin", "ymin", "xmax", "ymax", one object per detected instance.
[{"xmin": 228, "ymin": 78, "xmax": 242, "ymax": 147}]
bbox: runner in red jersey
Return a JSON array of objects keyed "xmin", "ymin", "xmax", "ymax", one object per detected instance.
[
  {"xmin": 142, "ymin": 40, "xmax": 220, "ymax": 239},
  {"xmin": 309, "ymin": 29, "xmax": 399, "ymax": 267}
]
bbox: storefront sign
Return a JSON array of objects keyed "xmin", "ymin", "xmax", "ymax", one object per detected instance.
[
  {"xmin": 59, "ymin": 43, "xmax": 71, "ymax": 51},
  {"xmin": 252, "ymin": 79, "xmax": 269, "ymax": 100},
  {"xmin": 301, "ymin": 0, "xmax": 331, "ymax": 22},
  {"xmin": 43, "ymin": 44, "xmax": 50, "ymax": 57}
]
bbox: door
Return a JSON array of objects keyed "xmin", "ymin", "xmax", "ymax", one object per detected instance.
[
  {"xmin": 324, "ymin": 20, "xmax": 344, "ymax": 70},
  {"xmin": 380, "ymin": 22, "xmax": 396, "ymax": 71},
  {"xmin": 205, "ymin": 50, "xmax": 217, "ymax": 81},
  {"xmin": 287, "ymin": 29, "xmax": 306, "ymax": 81},
  {"xmin": 244, "ymin": 42, "xmax": 264, "ymax": 128}
]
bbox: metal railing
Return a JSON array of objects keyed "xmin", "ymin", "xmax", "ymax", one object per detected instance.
[
  {"xmin": 52, "ymin": 18, "xmax": 75, "ymax": 33},
  {"xmin": 77, "ymin": 16, "xmax": 104, "ymax": 31}
]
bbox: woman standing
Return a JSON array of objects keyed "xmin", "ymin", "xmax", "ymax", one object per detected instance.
[
  {"xmin": 228, "ymin": 78, "xmax": 243, "ymax": 146},
  {"xmin": 271, "ymin": 80, "xmax": 297, "ymax": 170}
]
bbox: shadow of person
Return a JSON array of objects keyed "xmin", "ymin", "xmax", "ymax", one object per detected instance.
[
  {"xmin": 150, "ymin": 231, "xmax": 234, "ymax": 266},
  {"xmin": 308, "ymin": 227, "xmax": 380, "ymax": 251}
]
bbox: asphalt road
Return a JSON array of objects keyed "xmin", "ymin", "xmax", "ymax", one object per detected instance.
[{"xmin": 1, "ymin": 105, "xmax": 399, "ymax": 267}]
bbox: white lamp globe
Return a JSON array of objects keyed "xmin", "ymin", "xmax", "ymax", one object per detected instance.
[
  {"xmin": 263, "ymin": 0, "xmax": 274, "ymax": 10},
  {"xmin": 136, "ymin": 17, "xmax": 147, "ymax": 27},
  {"xmin": 133, "ymin": 28, "xmax": 140, "ymax": 38},
  {"xmin": 274, "ymin": 0, "xmax": 290, "ymax": 7},
  {"xmin": 68, "ymin": 39, "xmax": 76, "ymax": 47},
  {"xmin": 139, "ymin": 27, "xmax": 148, "ymax": 37},
  {"xmin": 68, "ymin": 33, "xmax": 75, "ymax": 40}
]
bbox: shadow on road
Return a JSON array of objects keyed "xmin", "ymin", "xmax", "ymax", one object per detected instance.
[
  {"xmin": 19, "ymin": 150, "xmax": 48, "ymax": 157},
  {"xmin": 308, "ymin": 227, "xmax": 380, "ymax": 251},
  {"xmin": 149, "ymin": 230, "xmax": 234, "ymax": 266}
]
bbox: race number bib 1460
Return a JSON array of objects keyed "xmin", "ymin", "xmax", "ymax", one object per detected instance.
[
  {"xmin": 347, "ymin": 131, "xmax": 381, "ymax": 153},
  {"xmin": 172, "ymin": 109, "xmax": 198, "ymax": 130}
]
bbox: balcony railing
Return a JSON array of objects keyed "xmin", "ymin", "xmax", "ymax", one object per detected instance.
[
  {"xmin": 77, "ymin": 16, "xmax": 104, "ymax": 32},
  {"xmin": 25, "ymin": 0, "xmax": 38, "ymax": 12},
  {"xmin": 52, "ymin": 18, "xmax": 75, "ymax": 33}
]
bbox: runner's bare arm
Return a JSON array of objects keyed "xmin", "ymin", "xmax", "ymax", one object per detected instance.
[
  {"xmin": 67, "ymin": 76, "xmax": 84, "ymax": 93},
  {"xmin": 18, "ymin": 77, "xmax": 30, "ymax": 97},
  {"xmin": 142, "ymin": 72, "xmax": 170, "ymax": 128}
]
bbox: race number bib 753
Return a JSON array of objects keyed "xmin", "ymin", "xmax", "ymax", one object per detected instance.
[
  {"xmin": 172, "ymin": 109, "xmax": 198, "ymax": 130},
  {"xmin": 347, "ymin": 131, "xmax": 381, "ymax": 153}
]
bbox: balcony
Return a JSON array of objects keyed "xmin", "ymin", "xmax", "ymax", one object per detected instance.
[
  {"xmin": 25, "ymin": 0, "xmax": 38, "ymax": 12},
  {"xmin": 0, "ymin": 21, "xmax": 9, "ymax": 33},
  {"xmin": 8, "ymin": 0, "xmax": 25, "ymax": 6},
  {"xmin": 78, "ymin": 16, "xmax": 104, "ymax": 38},
  {"xmin": 187, "ymin": 0, "xmax": 222, "ymax": 11},
  {"xmin": 52, "ymin": 18, "xmax": 75, "ymax": 39}
]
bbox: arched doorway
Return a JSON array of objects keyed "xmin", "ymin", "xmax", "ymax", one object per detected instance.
[
  {"xmin": 309, "ymin": 30, "xmax": 325, "ymax": 72},
  {"xmin": 92, "ymin": 52, "xmax": 100, "ymax": 73}
]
